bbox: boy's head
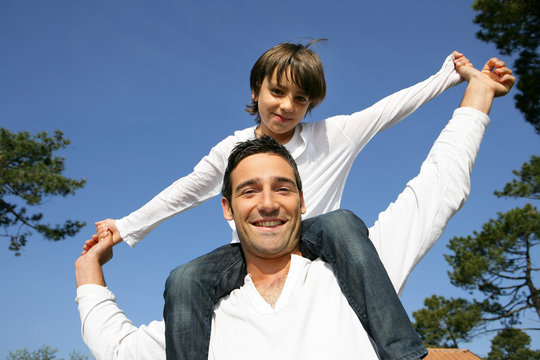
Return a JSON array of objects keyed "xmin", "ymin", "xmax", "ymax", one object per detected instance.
[
  {"xmin": 246, "ymin": 40, "xmax": 327, "ymax": 123},
  {"xmin": 222, "ymin": 135, "xmax": 302, "ymax": 206}
]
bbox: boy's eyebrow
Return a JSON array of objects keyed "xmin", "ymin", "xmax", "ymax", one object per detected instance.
[{"xmin": 268, "ymin": 79, "xmax": 308, "ymax": 97}]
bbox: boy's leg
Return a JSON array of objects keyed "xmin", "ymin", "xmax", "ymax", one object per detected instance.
[
  {"xmin": 300, "ymin": 210, "xmax": 427, "ymax": 360},
  {"xmin": 163, "ymin": 243, "xmax": 246, "ymax": 360}
]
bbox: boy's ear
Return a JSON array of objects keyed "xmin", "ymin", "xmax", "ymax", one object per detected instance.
[
  {"xmin": 222, "ymin": 197, "xmax": 234, "ymax": 221},
  {"xmin": 251, "ymin": 89, "xmax": 258, "ymax": 102}
]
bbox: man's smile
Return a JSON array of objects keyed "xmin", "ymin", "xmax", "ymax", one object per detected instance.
[{"xmin": 251, "ymin": 219, "xmax": 286, "ymax": 227}]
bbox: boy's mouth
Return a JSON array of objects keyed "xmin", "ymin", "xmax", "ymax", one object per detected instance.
[{"xmin": 273, "ymin": 113, "xmax": 292, "ymax": 122}]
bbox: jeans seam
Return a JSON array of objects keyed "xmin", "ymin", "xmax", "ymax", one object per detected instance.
[{"xmin": 210, "ymin": 251, "xmax": 244, "ymax": 294}]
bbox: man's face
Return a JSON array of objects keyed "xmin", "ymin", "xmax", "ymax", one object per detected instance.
[{"xmin": 222, "ymin": 153, "xmax": 305, "ymax": 261}]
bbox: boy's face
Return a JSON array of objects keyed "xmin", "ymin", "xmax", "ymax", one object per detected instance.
[
  {"xmin": 253, "ymin": 69, "xmax": 310, "ymax": 144},
  {"xmin": 221, "ymin": 153, "xmax": 305, "ymax": 262}
]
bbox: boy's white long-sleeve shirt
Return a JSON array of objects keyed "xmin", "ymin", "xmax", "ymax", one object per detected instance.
[
  {"xmin": 77, "ymin": 107, "xmax": 490, "ymax": 360},
  {"xmin": 116, "ymin": 54, "xmax": 462, "ymax": 247}
]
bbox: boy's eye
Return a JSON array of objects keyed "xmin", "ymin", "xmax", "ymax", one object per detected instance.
[
  {"xmin": 296, "ymin": 96, "xmax": 307, "ymax": 103},
  {"xmin": 271, "ymin": 88, "xmax": 283, "ymax": 95}
]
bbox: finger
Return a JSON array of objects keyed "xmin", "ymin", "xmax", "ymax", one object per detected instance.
[
  {"xmin": 500, "ymin": 73, "xmax": 516, "ymax": 85},
  {"xmin": 96, "ymin": 224, "xmax": 109, "ymax": 237},
  {"xmin": 83, "ymin": 238, "xmax": 98, "ymax": 251},
  {"xmin": 493, "ymin": 66, "xmax": 513, "ymax": 76},
  {"xmin": 484, "ymin": 57, "xmax": 506, "ymax": 72},
  {"xmin": 83, "ymin": 237, "xmax": 96, "ymax": 247},
  {"xmin": 482, "ymin": 58, "xmax": 498, "ymax": 72},
  {"xmin": 454, "ymin": 56, "xmax": 472, "ymax": 67},
  {"xmin": 452, "ymin": 51, "xmax": 464, "ymax": 59}
]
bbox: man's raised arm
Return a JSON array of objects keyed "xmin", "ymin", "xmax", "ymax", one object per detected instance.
[
  {"xmin": 75, "ymin": 233, "xmax": 165, "ymax": 360},
  {"xmin": 368, "ymin": 57, "xmax": 515, "ymax": 294}
]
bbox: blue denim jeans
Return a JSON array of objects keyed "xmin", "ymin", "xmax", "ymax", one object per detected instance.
[{"xmin": 163, "ymin": 210, "xmax": 427, "ymax": 360}]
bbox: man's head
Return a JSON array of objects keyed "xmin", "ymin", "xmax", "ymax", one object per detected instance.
[
  {"xmin": 221, "ymin": 136, "xmax": 305, "ymax": 260},
  {"xmin": 246, "ymin": 41, "xmax": 327, "ymax": 124}
]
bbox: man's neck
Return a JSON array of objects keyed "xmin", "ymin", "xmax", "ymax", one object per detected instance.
[{"xmin": 246, "ymin": 251, "xmax": 300, "ymax": 308}]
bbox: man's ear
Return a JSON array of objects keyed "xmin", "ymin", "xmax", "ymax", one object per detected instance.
[
  {"xmin": 222, "ymin": 197, "xmax": 234, "ymax": 221},
  {"xmin": 300, "ymin": 192, "xmax": 306, "ymax": 215}
]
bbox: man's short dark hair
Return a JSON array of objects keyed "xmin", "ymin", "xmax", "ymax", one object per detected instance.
[
  {"xmin": 222, "ymin": 135, "xmax": 302, "ymax": 204},
  {"xmin": 246, "ymin": 40, "xmax": 327, "ymax": 123}
]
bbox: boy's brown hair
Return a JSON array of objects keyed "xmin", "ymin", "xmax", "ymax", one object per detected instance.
[{"xmin": 246, "ymin": 40, "xmax": 327, "ymax": 123}]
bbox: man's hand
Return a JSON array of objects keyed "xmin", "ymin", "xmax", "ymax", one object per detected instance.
[
  {"xmin": 75, "ymin": 230, "xmax": 114, "ymax": 287},
  {"xmin": 457, "ymin": 57, "xmax": 515, "ymax": 114},
  {"xmin": 458, "ymin": 57, "xmax": 515, "ymax": 96}
]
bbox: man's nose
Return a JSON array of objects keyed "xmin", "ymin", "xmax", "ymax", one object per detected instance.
[{"xmin": 258, "ymin": 189, "xmax": 279, "ymax": 213}]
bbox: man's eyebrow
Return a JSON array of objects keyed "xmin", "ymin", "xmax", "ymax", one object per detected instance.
[
  {"xmin": 275, "ymin": 177, "xmax": 298, "ymax": 188},
  {"xmin": 234, "ymin": 177, "xmax": 298, "ymax": 193},
  {"xmin": 234, "ymin": 179, "xmax": 259, "ymax": 193}
]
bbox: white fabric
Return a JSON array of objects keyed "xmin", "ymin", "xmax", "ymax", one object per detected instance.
[
  {"xmin": 209, "ymin": 255, "xmax": 378, "ymax": 359},
  {"xmin": 76, "ymin": 107, "xmax": 490, "ymax": 360},
  {"xmin": 116, "ymin": 54, "xmax": 461, "ymax": 247}
]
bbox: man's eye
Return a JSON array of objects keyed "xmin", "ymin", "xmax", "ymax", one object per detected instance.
[{"xmin": 277, "ymin": 187, "xmax": 291, "ymax": 193}]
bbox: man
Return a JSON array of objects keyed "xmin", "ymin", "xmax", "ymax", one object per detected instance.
[{"xmin": 75, "ymin": 58, "xmax": 514, "ymax": 359}]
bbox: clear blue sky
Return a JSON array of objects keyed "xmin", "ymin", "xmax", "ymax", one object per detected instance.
[{"xmin": 1, "ymin": 1, "xmax": 538, "ymax": 358}]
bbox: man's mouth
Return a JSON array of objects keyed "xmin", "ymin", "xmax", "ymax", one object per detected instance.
[{"xmin": 253, "ymin": 220, "xmax": 284, "ymax": 227}]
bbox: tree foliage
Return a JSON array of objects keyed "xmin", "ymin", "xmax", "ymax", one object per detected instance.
[
  {"xmin": 413, "ymin": 157, "xmax": 539, "ymax": 350},
  {"xmin": 412, "ymin": 295, "xmax": 483, "ymax": 348},
  {"xmin": 445, "ymin": 203, "xmax": 540, "ymax": 323},
  {"xmin": 6, "ymin": 345, "xmax": 88, "ymax": 360},
  {"xmin": 487, "ymin": 328, "xmax": 540, "ymax": 360},
  {"xmin": 446, "ymin": 156, "xmax": 540, "ymax": 325},
  {"xmin": 0, "ymin": 128, "xmax": 86, "ymax": 255},
  {"xmin": 473, "ymin": 0, "xmax": 540, "ymax": 133},
  {"xmin": 494, "ymin": 155, "xmax": 540, "ymax": 200}
]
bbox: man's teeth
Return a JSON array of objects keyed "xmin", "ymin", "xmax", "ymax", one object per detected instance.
[{"xmin": 256, "ymin": 221, "xmax": 283, "ymax": 227}]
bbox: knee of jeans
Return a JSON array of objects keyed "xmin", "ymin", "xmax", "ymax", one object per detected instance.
[
  {"xmin": 319, "ymin": 210, "xmax": 374, "ymax": 256},
  {"xmin": 319, "ymin": 210, "xmax": 368, "ymax": 236},
  {"xmin": 164, "ymin": 262, "xmax": 204, "ymax": 300}
]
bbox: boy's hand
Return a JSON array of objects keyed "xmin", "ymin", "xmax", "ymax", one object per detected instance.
[
  {"xmin": 81, "ymin": 219, "xmax": 120, "ymax": 255},
  {"xmin": 453, "ymin": 51, "xmax": 474, "ymax": 74},
  {"xmin": 96, "ymin": 219, "xmax": 122, "ymax": 244}
]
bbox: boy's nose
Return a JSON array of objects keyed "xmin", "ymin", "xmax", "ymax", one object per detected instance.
[{"xmin": 280, "ymin": 96, "xmax": 294, "ymax": 112}]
